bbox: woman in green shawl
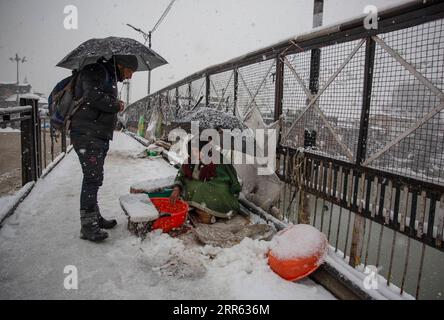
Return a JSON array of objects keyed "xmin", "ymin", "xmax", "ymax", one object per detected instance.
[{"xmin": 169, "ymin": 140, "xmax": 241, "ymax": 219}]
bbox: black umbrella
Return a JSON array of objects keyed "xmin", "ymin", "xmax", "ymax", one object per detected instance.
[{"xmin": 56, "ymin": 36, "xmax": 168, "ymax": 71}]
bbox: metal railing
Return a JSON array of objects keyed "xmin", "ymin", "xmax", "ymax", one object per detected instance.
[
  {"xmin": 0, "ymin": 98, "xmax": 69, "ymax": 188},
  {"xmin": 122, "ymin": 0, "xmax": 444, "ymax": 299}
]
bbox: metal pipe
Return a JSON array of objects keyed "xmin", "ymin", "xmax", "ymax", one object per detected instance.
[
  {"xmin": 43, "ymin": 118, "xmax": 47, "ymax": 168},
  {"xmin": 387, "ymin": 231, "xmax": 397, "ymax": 286},
  {"xmin": 364, "ymin": 220, "xmax": 373, "ymax": 268},
  {"xmin": 416, "ymin": 243, "xmax": 426, "ymax": 299},
  {"xmin": 344, "ymin": 210, "xmax": 352, "ymax": 259}
]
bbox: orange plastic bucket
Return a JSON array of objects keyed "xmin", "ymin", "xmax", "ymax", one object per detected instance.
[
  {"xmin": 150, "ymin": 197, "xmax": 189, "ymax": 233},
  {"xmin": 268, "ymin": 225, "xmax": 328, "ymax": 281}
]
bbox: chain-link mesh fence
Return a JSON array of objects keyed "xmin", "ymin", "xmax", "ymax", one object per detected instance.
[
  {"xmin": 237, "ymin": 59, "xmax": 276, "ymax": 124},
  {"xmin": 209, "ymin": 70, "xmax": 235, "ymax": 113},
  {"xmin": 366, "ymin": 19, "xmax": 444, "ymax": 185},
  {"xmin": 120, "ymin": 4, "xmax": 444, "ymax": 299}
]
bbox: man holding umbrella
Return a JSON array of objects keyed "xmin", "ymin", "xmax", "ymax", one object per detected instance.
[
  {"xmin": 68, "ymin": 55, "xmax": 137, "ymax": 241},
  {"xmin": 56, "ymin": 37, "xmax": 167, "ymax": 242}
]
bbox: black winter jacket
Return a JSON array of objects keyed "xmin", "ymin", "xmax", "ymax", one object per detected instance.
[{"xmin": 70, "ymin": 60, "xmax": 120, "ymax": 141}]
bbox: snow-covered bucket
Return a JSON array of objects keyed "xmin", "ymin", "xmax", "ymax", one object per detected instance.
[{"xmin": 268, "ymin": 224, "xmax": 328, "ymax": 281}]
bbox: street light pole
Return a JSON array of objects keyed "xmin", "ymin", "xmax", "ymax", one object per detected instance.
[
  {"xmin": 127, "ymin": 0, "xmax": 176, "ymax": 97},
  {"xmin": 126, "ymin": 23, "xmax": 151, "ymax": 95},
  {"xmin": 9, "ymin": 53, "xmax": 27, "ymax": 105}
]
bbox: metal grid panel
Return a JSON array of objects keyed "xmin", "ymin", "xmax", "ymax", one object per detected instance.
[
  {"xmin": 283, "ymin": 39, "xmax": 366, "ymax": 163},
  {"xmin": 282, "ymin": 51, "xmax": 311, "ymax": 125},
  {"xmin": 237, "ymin": 59, "xmax": 276, "ymax": 124},
  {"xmin": 178, "ymin": 83, "xmax": 190, "ymax": 109},
  {"xmin": 317, "ymin": 40, "xmax": 366, "ymax": 162},
  {"xmin": 209, "ymin": 70, "xmax": 235, "ymax": 113},
  {"xmin": 367, "ymin": 19, "xmax": 444, "ymax": 185},
  {"xmin": 159, "ymin": 91, "xmax": 174, "ymax": 124},
  {"xmin": 144, "ymin": 96, "xmax": 155, "ymax": 119},
  {"xmin": 191, "ymin": 77, "xmax": 206, "ymax": 108},
  {"xmin": 165, "ymin": 89, "xmax": 178, "ymax": 120},
  {"xmin": 167, "ymin": 89, "xmax": 176, "ymax": 109},
  {"xmin": 126, "ymin": 95, "xmax": 150, "ymax": 125}
]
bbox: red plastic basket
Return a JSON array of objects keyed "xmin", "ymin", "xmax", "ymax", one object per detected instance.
[{"xmin": 151, "ymin": 197, "xmax": 189, "ymax": 233}]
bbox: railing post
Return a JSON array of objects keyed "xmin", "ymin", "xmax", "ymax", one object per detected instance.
[
  {"xmin": 356, "ymin": 37, "xmax": 375, "ymax": 166},
  {"xmin": 349, "ymin": 37, "xmax": 376, "ymax": 267},
  {"xmin": 20, "ymin": 97, "xmax": 39, "ymax": 184},
  {"xmin": 50, "ymin": 123, "xmax": 55, "ymax": 162},
  {"xmin": 350, "ymin": 173, "xmax": 367, "ymax": 267},
  {"xmin": 36, "ymin": 105, "xmax": 42, "ymax": 177},
  {"xmin": 42, "ymin": 117, "xmax": 47, "ymax": 168},
  {"xmin": 274, "ymin": 55, "xmax": 284, "ymax": 122},
  {"xmin": 20, "ymin": 107, "xmax": 33, "ymax": 185},
  {"xmin": 298, "ymin": 49, "xmax": 321, "ymax": 224},
  {"xmin": 188, "ymin": 82, "xmax": 192, "ymax": 109},
  {"xmin": 233, "ymin": 68, "xmax": 238, "ymax": 116},
  {"xmin": 175, "ymin": 87, "xmax": 179, "ymax": 109},
  {"xmin": 205, "ymin": 73, "xmax": 210, "ymax": 108},
  {"xmin": 298, "ymin": 1, "xmax": 324, "ymax": 225}
]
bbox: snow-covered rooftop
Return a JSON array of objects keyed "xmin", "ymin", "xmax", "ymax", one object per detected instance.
[{"xmin": 5, "ymin": 93, "xmax": 47, "ymax": 103}]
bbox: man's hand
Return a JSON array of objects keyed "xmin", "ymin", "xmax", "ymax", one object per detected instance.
[
  {"xmin": 169, "ymin": 186, "xmax": 181, "ymax": 205},
  {"xmin": 118, "ymin": 100, "xmax": 125, "ymax": 112}
]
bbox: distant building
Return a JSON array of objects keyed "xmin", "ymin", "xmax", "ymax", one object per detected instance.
[
  {"xmin": 0, "ymin": 81, "xmax": 31, "ymax": 105},
  {"xmin": 0, "ymin": 80, "xmax": 48, "ymax": 128},
  {"xmin": 0, "ymin": 80, "xmax": 48, "ymax": 108}
]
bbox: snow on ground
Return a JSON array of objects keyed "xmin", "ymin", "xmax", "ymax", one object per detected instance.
[
  {"xmin": 0, "ymin": 182, "xmax": 34, "ymax": 223},
  {"xmin": 0, "ymin": 131, "xmax": 335, "ymax": 300},
  {"xmin": 0, "ymin": 127, "xmax": 21, "ymax": 133}
]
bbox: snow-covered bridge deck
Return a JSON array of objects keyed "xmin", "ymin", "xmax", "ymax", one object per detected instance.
[{"xmin": 0, "ymin": 131, "xmax": 334, "ymax": 300}]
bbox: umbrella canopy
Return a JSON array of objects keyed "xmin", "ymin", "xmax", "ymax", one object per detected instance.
[
  {"xmin": 56, "ymin": 37, "xmax": 168, "ymax": 71},
  {"xmin": 177, "ymin": 107, "xmax": 247, "ymax": 131}
]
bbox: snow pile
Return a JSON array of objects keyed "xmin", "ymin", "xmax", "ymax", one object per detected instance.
[
  {"xmin": 201, "ymin": 237, "xmax": 333, "ymax": 299},
  {"xmin": 138, "ymin": 230, "xmax": 207, "ymax": 279},
  {"xmin": 203, "ymin": 237, "xmax": 270, "ymax": 271},
  {"xmin": 130, "ymin": 175, "xmax": 176, "ymax": 193},
  {"xmin": 270, "ymin": 224, "xmax": 328, "ymax": 261},
  {"xmin": 134, "ymin": 230, "xmax": 334, "ymax": 299},
  {"xmin": 119, "ymin": 193, "xmax": 159, "ymax": 222}
]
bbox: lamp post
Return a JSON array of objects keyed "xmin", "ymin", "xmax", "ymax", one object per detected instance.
[
  {"xmin": 9, "ymin": 53, "xmax": 27, "ymax": 104},
  {"xmin": 127, "ymin": 0, "xmax": 176, "ymax": 96}
]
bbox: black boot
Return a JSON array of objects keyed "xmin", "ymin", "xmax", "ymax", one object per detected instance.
[
  {"xmin": 95, "ymin": 205, "xmax": 117, "ymax": 229},
  {"xmin": 80, "ymin": 210, "xmax": 108, "ymax": 242}
]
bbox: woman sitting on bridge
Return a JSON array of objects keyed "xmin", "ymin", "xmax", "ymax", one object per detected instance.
[{"xmin": 169, "ymin": 139, "xmax": 241, "ymax": 222}]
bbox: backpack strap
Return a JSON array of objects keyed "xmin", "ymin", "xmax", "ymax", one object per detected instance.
[{"xmin": 97, "ymin": 62, "xmax": 114, "ymax": 91}]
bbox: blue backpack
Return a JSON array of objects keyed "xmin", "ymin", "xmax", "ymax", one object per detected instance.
[
  {"xmin": 48, "ymin": 70, "xmax": 83, "ymax": 132},
  {"xmin": 48, "ymin": 63, "xmax": 114, "ymax": 132}
]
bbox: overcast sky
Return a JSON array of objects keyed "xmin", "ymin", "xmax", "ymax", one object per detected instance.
[{"xmin": 0, "ymin": 0, "xmax": 409, "ymax": 102}]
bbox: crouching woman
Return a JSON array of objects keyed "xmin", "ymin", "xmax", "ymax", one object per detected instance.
[{"xmin": 169, "ymin": 141, "xmax": 241, "ymax": 220}]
